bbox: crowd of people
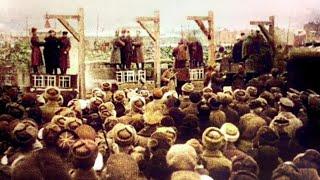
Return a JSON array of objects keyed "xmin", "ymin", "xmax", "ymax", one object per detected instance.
[
  {"xmin": 1, "ymin": 63, "xmax": 320, "ymax": 180},
  {"xmin": 31, "ymin": 28, "xmax": 71, "ymax": 75},
  {"xmin": 110, "ymin": 29, "xmax": 144, "ymax": 70}
]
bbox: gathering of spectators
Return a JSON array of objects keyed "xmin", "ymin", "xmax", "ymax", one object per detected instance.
[{"xmin": 0, "ymin": 64, "xmax": 320, "ymax": 180}]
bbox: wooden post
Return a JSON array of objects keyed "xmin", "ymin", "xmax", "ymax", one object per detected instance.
[
  {"xmin": 269, "ymin": 16, "xmax": 275, "ymax": 39},
  {"xmin": 187, "ymin": 11, "xmax": 216, "ymax": 66},
  {"xmin": 78, "ymin": 8, "xmax": 86, "ymax": 98},
  {"xmin": 45, "ymin": 8, "xmax": 86, "ymax": 98},
  {"xmin": 250, "ymin": 16, "xmax": 276, "ymax": 56},
  {"xmin": 208, "ymin": 11, "xmax": 215, "ymax": 66},
  {"xmin": 136, "ymin": 10, "xmax": 161, "ymax": 87}
]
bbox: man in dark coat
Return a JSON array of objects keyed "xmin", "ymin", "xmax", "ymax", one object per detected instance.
[
  {"xmin": 188, "ymin": 35, "xmax": 203, "ymax": 68},
  {"xmin": 232, "ymin": 33, "xmax": 245, "ymax": 63},
  {"xmin": 124, "ymin": 30, "xmax": 133, "ymax": 70},
  {"xmin": 119, "ymin": 29, "xmax": 126, "ymax": 70},
  {"xmin": 132, "ymin": 30, "xmax": 144, "ymax": 70},
  {"xmin": 59, "ymin": 31, "xmax": 71, "ymax": 75},
  {"xmin": 30, "ymin": 27, "xmax": 44, "ymax": 74},
  {"xmin": 44, "ymin": 30, "xmax": 60, "ymax": 75}
]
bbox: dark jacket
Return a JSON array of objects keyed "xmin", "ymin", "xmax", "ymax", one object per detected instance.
[{"xmin": 44, "ymin": 36, "xmax": 60, "ymax": 68}]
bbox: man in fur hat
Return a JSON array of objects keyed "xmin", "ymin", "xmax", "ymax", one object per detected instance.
[
  {"xmin": 201, "ymin": 127, "xmax": 232, "ymax": 178},
  {"xmin": 40, "ymin": 87, "xmax": 61, "ymax": 122},
  {"xmin": 132, "ymin": 30, "xmax": 144, "ymax": 70},
  {"xmin": 221, "ymin": 123, "xmax": 246, "ymax": 160},
  {"xmin": 110, "ymin": 30, "xmax": 125, "ymax": 70},
  {"xmin": 179, "ymin": 83, "xmax": 194, "ymax": 110}
]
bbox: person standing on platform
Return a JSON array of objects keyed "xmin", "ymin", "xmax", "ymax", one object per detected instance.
[
  {"xmin": 124, "ymin": 30, "xmax": 133, "ymax": 70},
  {"xmin": 59, "ymin": 31, "xmax": 71, "ymax": 75},
  {"xmin": 188, "ymin": 32, "xmax": 203, "ymax": 68},
  {"xmin": 173, "ymin": 38, "xmax": 190, "ymax": 95},
  {"xmin": 119, "ymin": 29, "xmax": 127, "ymax": 70},
  {"xmin": 43, "ymin": 30, "xmax": 60, "ymax": 75},
  {"xmin": 30, "ymin": 27, "xmax": 44, "ymax": 74},
  {"xmin": 132, "ymin": 30, "xmax": 144, "ymax": 70},
  {"xmin": 110, "ymin": 30, "xmax": 125, "ymax": 70},
  {"xmin": 232, "ymin": 33, "xmax": 245, "ymax": 63}
]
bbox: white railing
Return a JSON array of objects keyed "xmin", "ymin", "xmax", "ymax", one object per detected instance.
[
  {"xmin": 116, "ymin": 70, "xmax": 146, "ymax": 83},
  {"xmin": 190, "ymin": 68, "xmax": 205, "ymax": 81},
  {"xmin": 31, "ymin": 75, "xmax": 73, "ymax": 89}
]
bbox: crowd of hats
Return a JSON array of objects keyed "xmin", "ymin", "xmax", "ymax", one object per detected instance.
[{"xmin": 1, "ymin": 70, "xmax": 320, "ymax": 180}]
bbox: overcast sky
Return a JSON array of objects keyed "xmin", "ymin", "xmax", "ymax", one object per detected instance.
[{"xmin": 1, "ymin": 0, "xmax": 319, "ymax": 36}]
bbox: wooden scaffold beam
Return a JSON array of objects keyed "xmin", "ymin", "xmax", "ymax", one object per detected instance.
[
  {"xmin": 45, "ymin": 8, "xmax": 86, "ymax": 98},
  {"xmin": 187, "ymin": 11, "xmax": 215, "ymax": 66},
  {"xmin": 250, "ymin": 16, "xmax": 276, "ymax": 55},
  {"xmin": 136, "ymin": 10, "xmax": 161, "ymax": 87}
]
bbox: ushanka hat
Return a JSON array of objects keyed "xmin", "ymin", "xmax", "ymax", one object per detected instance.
[
  {"xmin": 113, "ymin": 90, "xmax": 126, "ymax": 102},
  {"xmin": 254, "ymin": 126, "xmax": 279, "ymax": 146},
  {"xmin": 111, "ymin": 123, "xmax": 136, "ymax": 146},
  {"xmin": 202, "ymin": 127, "xmax": 225, "ymax": 150},
  {"xmin": 71, "ymin": 139, "xmax": 98, "ymax": 169},
  {"xmin": 246, "ymin": 86, "xmax": 258, "ymax": 97},
  {"xmin": 181, "ymin": 83, "xmax": 194, "ymax": 93},
  {"xmin": 44, "ymin": 86, "xmax": 60, "ymax": 101},
  {"xmin": 220, "ymin": 123, "xmax": 240, "ymax": 143},
  {"xmin": 217, "ymin": 92, "xmax": 233, "ymax": 105},
  {"xmin": 231, "ymin": 154, "xmax": 259, "ymax": 175},
  {"xmin": 51, "ymin": 115, "xmax": 67, "ymax": 129},
  {"xmin": 101, "ymin": 82, "xmax": 111, "ymax": 91},
  {"xmin": 279, "ymin": 97, "xmax": 294, "ymax": 108},
  {"xmin": 103, "ymin": 116, "xmax": 119, "ymax": 131},
  {"xmin": 56, "ymin": 129, "xmax": 79, "ymax": 153},
  {"xmin": 6, "ymin": 102, "xmax": 25, "ymax": 119},
  {"xmin": 98, "ymin": 102, "xmax": 116, "ymax": 119},
  {"xmin": 151, "ymin": 127, "xmax": 177, "ymax": 145},
  {"xmin": 42, "ymin": 122, "xmax": 62, "ymax": 146},
  {"xmin": 75, "ymin": 124, "xmax": 97, "ymax": 141},
  {"xmin": 64, "ymin": 117, "xmax": 83, "ymax": 131},
  {"xmin": 130, "ymin": 95, "xmax": 145, "ymax": 113},
  {"xmin": 12, "ymin": 119, "xmax": 38, "ymax": 146},
  {"xmin": 166, "ymin": 144, "xmax": 198, "ymax": 171},
  {"xmin": 54, "ymin": 107, "xmax": 76, "ymax": 118},
  {"xmin": 234, "ymin": 89, "xmax": 249, "ymax": 102}
]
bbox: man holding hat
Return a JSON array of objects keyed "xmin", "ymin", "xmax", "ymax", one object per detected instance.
[{"xmin": 59, "ymin": 31, "xmax": 71, "ymax": 75}]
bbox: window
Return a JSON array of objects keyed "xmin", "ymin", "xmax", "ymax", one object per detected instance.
[
  {"xmin": 33, "ymin": 75, "xmax": 44, "ymax": 87},
  {"xmin": 59, "ymin": 76, "xmax": 71, "ymax": 88},
  {"xmin": 44, "ymin": 76, "xmax": 56, "ymax": 86}
]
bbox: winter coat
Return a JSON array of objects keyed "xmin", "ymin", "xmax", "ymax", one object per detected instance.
[
  {"xmin": 44, "ymin": 36, "xmax": 60, "ymax": 68},
  {"xmin": 132, "ymin": 36, "xmax": 144, "ymax": 63},
  {"xmin": 188, "ymin": 41, "xmax": 203, "ymax": 66},
  {"xmin": 40, "ymin": 101, "xmax": 61, "ymax": 123},
  {"xmin": 201, "ymin": 149, "xmax": 231, "ymax": 179},
  {"xmin": 110, "ymin": 37, "xmax": 124, "ymax": 64},
  {"xmin": 59, "ymin": 36, "xmax": 71, "ymax": 69},
  {"xmin": 30, "ymin": 35, "xmax": 44, "ymax": 66}
]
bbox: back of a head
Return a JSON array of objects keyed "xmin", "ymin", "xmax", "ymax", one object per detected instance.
[
  {"xmin": 101, "ymin": 153, "xmax": 139, "ymax": 180},
  {"xmin": 11, "ymin": 149, "xmax": 71, "ymax": 180}
]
